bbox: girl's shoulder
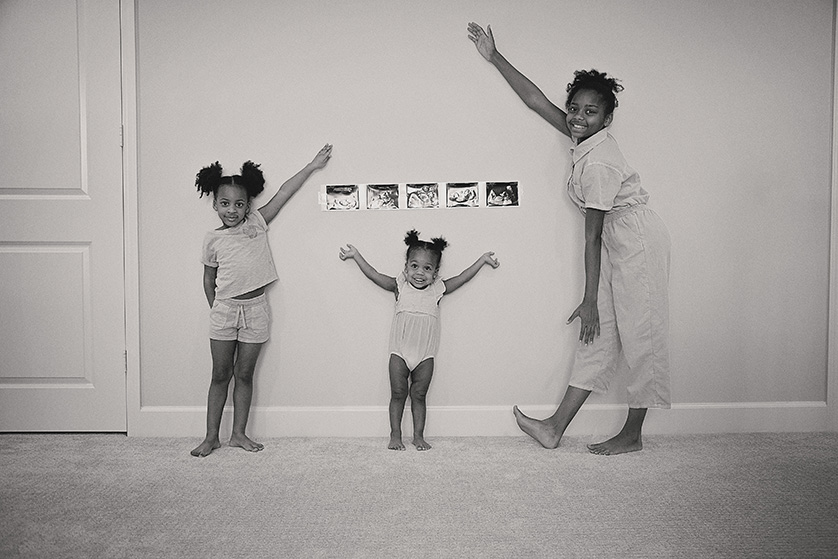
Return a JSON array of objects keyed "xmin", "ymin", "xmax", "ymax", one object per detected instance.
[{"xmin": 248, "ymin": 209, "xmax": 269, "ymax": 229}]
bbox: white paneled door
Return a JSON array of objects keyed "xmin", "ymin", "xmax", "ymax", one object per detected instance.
[{"xmin": 0, "ymin": 1, "xmax": 126, "ymax": 431}]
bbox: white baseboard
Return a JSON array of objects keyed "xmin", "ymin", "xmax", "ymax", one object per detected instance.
[{"xmin": 128, "ymin": 401, "xmax": 831, "ymax": 437}]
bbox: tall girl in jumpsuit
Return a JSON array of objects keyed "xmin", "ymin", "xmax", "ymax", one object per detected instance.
[
  {"xmin": 340, "ymin": 230, "xmax": 499, "ymax": 451},
  {"xmin": 468, "ymin": 23, "xmax": 671, "ymax": 455}
]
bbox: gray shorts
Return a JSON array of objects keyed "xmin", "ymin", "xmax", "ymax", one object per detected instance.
[{"xmin": 209, "ymin": 294, "xmax": 270, "ymax": 344}]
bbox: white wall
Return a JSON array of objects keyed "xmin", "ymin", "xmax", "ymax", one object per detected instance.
[{"xmin": 130, "ymin": 0, "xmax": 835, "ymax": 436}]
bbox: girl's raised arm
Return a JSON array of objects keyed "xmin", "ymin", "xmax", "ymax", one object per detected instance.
[
  {"xmin": 467, "ymin": 23, "xmax": 570, "ymax": 138},
  {"xmin": 339, "ymin": 244, "xmax": 397, "ymax": 293},
  {"xmin": 258, "ymin": 144, "xmax": 332, "ymax": 224},
  {"xmin": 443, "ymin": 251, "xmax": 499, "ymax": 295}
]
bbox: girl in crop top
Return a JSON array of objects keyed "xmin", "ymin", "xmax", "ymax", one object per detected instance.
[{"xmin": 190, "ymin": 144, "xmax": 332, "ymax": 457}]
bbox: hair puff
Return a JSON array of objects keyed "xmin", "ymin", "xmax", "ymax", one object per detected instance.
[
  {"xmin": 403, "ymin": 229, "xmax": 447, "ymax": 268},
  {"xmin": 195, "ymin": 162, "xmax": 223, "ymax": 198},
  {"xmin": 429, "ymin": 236, "xmax": 449, "ymax": 252},
  {"xmin": 239, "ymin": 160, "xmax": 265, "ymax": 198},
  {"xmin": 565, "ymin": 69, "xmax": 624, "ymax": 115},
  {"xmin": 404, "ymin": 229, "xmax": 421, "ymax": 247}
]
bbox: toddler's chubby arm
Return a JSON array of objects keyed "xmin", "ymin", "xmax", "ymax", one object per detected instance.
[
  {"xmin": 259, "ymin": 144, "xmax": 333, "ymax": 224},
  {"xmin": 443, "ymin": 251, "xmax": 499, "ymax": 294},
  {"xmin": 467, "ymin": 22, "xmax": 570, "ymax": 137},
  {"xmin": 339, "ymin": 244, "xmax": 397, "ymax": 293}
]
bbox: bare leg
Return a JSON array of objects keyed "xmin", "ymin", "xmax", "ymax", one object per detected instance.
[
  {"xmin": 229, "ymin": 341, "xmax": 265, "ymax": 452},
  {"xmin": 191, "ymin": 339, "xmax": 236, "ymax": 457},
  {"xmin": 388, "ymin": 355, "xmax": 410, "ymax": 450},
  {"xmin": 409, "ymin": 358, "xmax": 434, "ymax": 451},
  {"xmin": 588, "ymin": 407, "xmax": 646, "ymax": 455},
  {"xmin": 513, "ymin": 385, "xmax": 591, "ymax": 449}
]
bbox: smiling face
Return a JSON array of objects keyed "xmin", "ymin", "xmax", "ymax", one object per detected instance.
[
  {"xmin": 213, "ymin": 183, "xmax": 250, "ymax": 228},
  {"xmin": 566, "ymin": 89, "xmax": 613, "ymax": 143},
  {"xmin": 404, "ymin": 247, "xmax": 440, "ymax": 289}
]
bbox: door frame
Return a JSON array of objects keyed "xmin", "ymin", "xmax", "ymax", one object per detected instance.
[{"xmin": 121, "ymin": 0, "xmax": 143, "ymax": 435}]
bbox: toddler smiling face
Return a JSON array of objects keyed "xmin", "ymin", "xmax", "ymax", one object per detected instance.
[{"xmin": 404, "ymin": 248, "xmax": 439, "ymax": 289}]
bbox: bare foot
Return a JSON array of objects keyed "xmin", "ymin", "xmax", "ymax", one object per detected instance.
[
  {"xmin": 229, "ymin": 433, "xmax": 264, "ymax": 453},
  {"xmin": 388, "ymin": 435, "xmax": 406, "ymax": 451},
  {"xmin": 412, "ymin": 436, "xmax": 432, "ymax": 451},
  {"xmin": 587, "ymin": 433, "xmax": 642, "ymax": 455},
  {"xmin": 513, "ymin": 405, "xmax": 562, "ymax": 449},
  {"xmin": 190, "ymin": 437, "xmax": 221, "ymax": 457}
]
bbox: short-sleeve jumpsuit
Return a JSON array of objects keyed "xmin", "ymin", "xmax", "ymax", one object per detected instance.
[{"xmin": 566, "ymin": 129, "xmax": 672, "ymax": 409}]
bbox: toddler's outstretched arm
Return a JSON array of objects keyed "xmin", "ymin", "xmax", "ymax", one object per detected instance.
[
  {"xmin": 443, "ymin": 252, "xmax": 499, "ymax": 294},
  {"xmin": 467, "ymin": 22, "xmax": 570, "ymax": 137},
  {"xmin": 339, "ymin": 244, "xmax": 397, "ymax": 293},
  {"xmin": 259, "ymin": 144, "xmax": 333, "ymax": 224}
]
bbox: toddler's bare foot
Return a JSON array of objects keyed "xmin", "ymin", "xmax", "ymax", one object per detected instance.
[
  {"xmin": 513, "ymin": 405, "xmax": 561, "ymax": 449},
  {"xmin": 229, "ymin": 433, "xmax": 264, "ymax": 453},
  {"xmin": 190, "ymin": 437, "xmax": 221, "ymax": 457},
  {"xmin": 388, "ymin": 435, "xmax": 406, "ymax": 451},
  {"xmin": 587, "ymin": 433, "xmax": 642, "ymax": 455},
  {"xmin": 412, "ymin": 436, "xmax": 432, "ymax": 451}
]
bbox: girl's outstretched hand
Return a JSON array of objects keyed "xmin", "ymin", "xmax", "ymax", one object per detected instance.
[
  {"xmin": 481, "ymin": 251, "xmax": 500, "ymax": 268},
  {"xmin": 467, "ymin": 22, "xmax": 496, "ymax": 61},
  {"xmin": 568, "ymin": 300, "xmax": 600, "ymax": 345},
  {"xmin": 310, "ymin": 143, "xmax": 333, "ymax": 170},
  {"xmin": 339, "ymin": 244, "xmax": 358, "ymax": 261}
]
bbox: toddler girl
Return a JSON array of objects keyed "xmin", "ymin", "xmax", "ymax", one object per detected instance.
[
  {"xmin": 339, "ymin": 230, "xmax": 499, "ymax": 450},
  {"xmin": 191, "ymin": 144, "xmax": 332, "ymax": 457}
]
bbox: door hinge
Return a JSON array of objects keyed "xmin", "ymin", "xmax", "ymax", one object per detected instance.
[
  {"xmin": 124, "ymin": 350, "xmax": 128, "ymax": 375},
  {"xmin": 119, "ymin": 124, "xmax": 124, "ymax": 147}
]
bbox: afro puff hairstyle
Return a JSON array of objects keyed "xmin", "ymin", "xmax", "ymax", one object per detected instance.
[
  {"xmin": 404, "ymin": 229, "xmax": 448, "ymax": 268},
  {"xmin": 195, "ymin": 161, "xmax": 265, "ymax": 199},
  {"xmin": 565, "ymin": 69, "xmax": 624, "ymax": 116}
]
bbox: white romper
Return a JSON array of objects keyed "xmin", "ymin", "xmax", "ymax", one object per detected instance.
[{"xmin": 388, "ymin": 272, "xmax": 446, "ymax": 370}]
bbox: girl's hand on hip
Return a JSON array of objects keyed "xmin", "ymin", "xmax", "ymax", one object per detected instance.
[
  {"xmin": 467, "ymin": 22, "xmax": 496, "ymax": 61},
  {"xmin": 568, "ymin": 300, "xmax": 600, "ymax": 345}
]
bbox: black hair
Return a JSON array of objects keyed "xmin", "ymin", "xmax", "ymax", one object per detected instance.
[
  {"xmin": 195, "ymin": 160, "xmax": 265, "ymax": 199},
  {"xmin": 565, "ymin": 69, "xmax": 624, "ymax": 116},
  {"xmin": 404, "ymin": 229, "xmax": 448, "ymax": 268}
]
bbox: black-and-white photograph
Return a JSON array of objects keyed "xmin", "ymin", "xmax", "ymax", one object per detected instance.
[
  {"xmin": 486, "ymin": 181, "xmax": 519, "ymax": 207},
  {"xmin": 366, "ymin": 183, "xmax": 399, "ymax": 209},
  {"xmin": 446, "ymin": 182, "xmax": 479, "ymax": 207},
  {"xmin": 325, "ymin": 184, "xmax": 359, "ymax": 210},
  {"xmin": 1, "ymin": 1, "xmax": 835, "ymax": 558}
]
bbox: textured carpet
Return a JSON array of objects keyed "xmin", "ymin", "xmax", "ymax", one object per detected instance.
[{"xmin": 1, "ymin": 433, "xmax": 836, "ymax": 558}]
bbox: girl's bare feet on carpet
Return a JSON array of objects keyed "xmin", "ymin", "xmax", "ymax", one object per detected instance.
[
  {"xmin": 191, "ymin": 437, "xmax": 221, "ymax": 457},
  {"xmin": 587, "ymin": 433, "xmax": 642, "ymax": 455},
  {"xmin": 229, "ymin": 433, "xmax": 264, "ymax": 452},
  {"xmin": 412, "ymin": 436, "xmax": 432, "ymax": 451},
  {"xmin": 389, "ymin": 434, "xmax": 406, "ymax": 451},
  {"xmin": 513, "ymin": 405, "xmax": 562, "ymax": 449}
]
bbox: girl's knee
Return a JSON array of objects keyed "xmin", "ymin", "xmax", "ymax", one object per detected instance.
[
  {"xmin": 211, "ymin": 366, "xmax": 234, "ymax": 384},
  {"xmin": 409, "ymin": 384, "xmax": 428, "ymax": 402},
  {"xmin": 390, "ymin": 385, "xmax": 409, "ymax": 401},
  {"xmin": 233, "ymin": 366, "xmax": 255, "ymax": 385}
]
